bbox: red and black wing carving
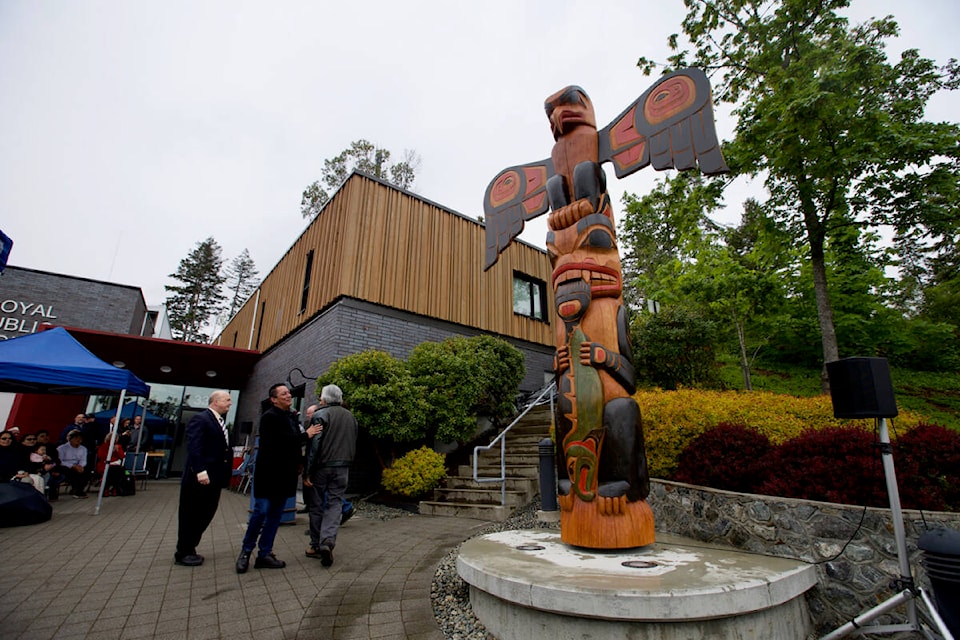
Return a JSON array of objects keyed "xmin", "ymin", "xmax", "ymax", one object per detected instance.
[
  {"xmin": 598, "ymin": 67, "xmax": 728, "ymax": 178},
  {"xmin": 482, "ymin": 158, "xmax": 555, "ymax": 271}
]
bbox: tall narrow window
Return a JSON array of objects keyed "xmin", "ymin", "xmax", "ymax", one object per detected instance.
[
  {"xmin": 513, "ymin": 272, "xmax": 547, "ymax": 321},
  {"xmin": 300, "ymin": 250, "xmax": 314, "ymax": 314},
  {"xmin": 255, "ymin": 301, "xmax": 266, "ymax": 349}
]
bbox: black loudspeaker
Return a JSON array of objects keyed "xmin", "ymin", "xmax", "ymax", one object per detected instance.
[
  {"xmin": 826, "ymin": 357, "xmax": 898, "ymax": 419},
  {"xmin": 239, "ymin": 421, "xmax": 253, "ymax": 435}
]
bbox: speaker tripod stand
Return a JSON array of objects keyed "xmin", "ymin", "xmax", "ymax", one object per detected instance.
[{"xmin": 820, "ymin": 417, "xmax": 953, "ymax": 640}]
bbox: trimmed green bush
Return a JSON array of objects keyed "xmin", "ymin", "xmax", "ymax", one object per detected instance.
[
  {"xmin": 381, "ymin": 446, "xmax": 447, "ymax": 498},
  {"xmin": 316, "ymin": 349, "xmax": 429, "ymax": 443}
]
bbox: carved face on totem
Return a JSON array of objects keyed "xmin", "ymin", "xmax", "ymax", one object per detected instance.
[
  {"xmin": 547, "ymin": 213, "xmax": 623, "ymax": 327},
  {"xmin": 544, "ymin": 86, "xmax": 597, "ymax": 141}
]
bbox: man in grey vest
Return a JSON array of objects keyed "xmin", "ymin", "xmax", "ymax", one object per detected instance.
[{"xmin": 303, "ymin": 384, "xmax": 358, "ymax": 567}]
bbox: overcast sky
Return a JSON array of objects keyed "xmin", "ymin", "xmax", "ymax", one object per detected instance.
[{"xmin": 1, "ymin": 1, "xmax": 957, "ymax": 310}]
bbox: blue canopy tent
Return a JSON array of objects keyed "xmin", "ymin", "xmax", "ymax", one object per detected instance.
[
  {"xmin": 0, "ymin": 327, "xmax": 150, "ymax": 515},
  {"xmin": 0, "ymin": 327, "xmax": 149, "ymax": 396},
  {"xmin": 91, "ymin": 404, "xmax": 168, "ymax": 427}
]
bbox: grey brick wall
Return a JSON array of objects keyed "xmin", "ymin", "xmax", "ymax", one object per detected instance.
[
  {"xmin": 0, "ymin": 266, "xmax": 148, "ymax": 339},
  {"xmin": 235, "ymin": 296, "xmax": 554, "ymax": 430}
]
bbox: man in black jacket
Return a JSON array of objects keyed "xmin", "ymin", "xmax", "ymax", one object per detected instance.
[
  {"xmin": 175, "ymin": 390, "xmax": 233, "ymax": 567},
  {"xmin": 304, "ymin": 384, "xmax": 358, "ymax": 567},
  {"xmin": 236, "ymin": 383, "xmax": 321, "ymax": 573}
]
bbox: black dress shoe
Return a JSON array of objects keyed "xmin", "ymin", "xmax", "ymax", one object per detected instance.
[
  {"xmin": 236, "ymin": 550, "xmax": 251, "ymax": 574},
  {"xmin": 174, "ymin": 553, "xmax": 204, "ymax": 567},
  {"xmin": 253, "ymin": 553, "xmax": 286, "ymax": 569},
  {"xmin": 318, "ymin": 540, "xmax": 334, "ymax": 567}
]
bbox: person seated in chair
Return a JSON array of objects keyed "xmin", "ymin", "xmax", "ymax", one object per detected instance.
[
  {"xmin": 56, "ymin": 430, "xmax": 90, "ymax": 498},
  {"xmin": 96, "ymin": 435, "xmax": 127, "ymax": 497}
]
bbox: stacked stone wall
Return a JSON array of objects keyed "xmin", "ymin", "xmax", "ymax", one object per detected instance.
[{"xmin": 649, "ymin": 479, "xmax": 960, "ymax": 634}]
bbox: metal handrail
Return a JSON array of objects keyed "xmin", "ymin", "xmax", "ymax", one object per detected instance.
[{"xmin": 473, "ymin": 381, "xmax": 556, "ymax": 506}]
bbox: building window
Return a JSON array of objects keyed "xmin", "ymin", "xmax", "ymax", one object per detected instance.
[
  {"xmin": 255, "ymin": 301, "xmax": 266, "ymax": 350},
  {"xmin": 300, "ymin": 250, "xmax": 314, "ymax": 314},
  {"xmin": 513, "ymin": 272, "xmax": 547, "ymax": 321}
]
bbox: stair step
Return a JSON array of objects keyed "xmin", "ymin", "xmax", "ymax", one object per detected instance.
[
  {"xmin": 504, "ymin": 436, "xmax": 551, "ymax": 448},
  {"xmin": 459, "ymin": 464, "xmax": 539, "ymax": 479},
  {"xmin": 472, "ymin": 453, "xmax": 541, "ymax": 466},
  {"xmin": 418, "ymin": 500, "xmax": 509, "ymax": 521},
  {"xmin": 444, "ymin": 476, "xmax": 538, "ymax": 493},
  {"xmin": 431, "ymin": 487, "xmax": 527, "ymax": 506}
]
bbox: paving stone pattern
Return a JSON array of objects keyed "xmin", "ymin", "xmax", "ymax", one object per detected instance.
[{"xmin": 0, "ymin": 481, "xmax": 488, "ymax": 640}]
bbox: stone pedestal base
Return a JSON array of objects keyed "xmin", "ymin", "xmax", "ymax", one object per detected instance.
[{"xmin": 457, "ymin": 530, "xmax": 817, "ymax": 640}]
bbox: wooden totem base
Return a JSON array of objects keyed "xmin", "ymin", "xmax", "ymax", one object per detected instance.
[{"xmin": 559, "ymin": 493, "xmax": 655, "ymax": 549}]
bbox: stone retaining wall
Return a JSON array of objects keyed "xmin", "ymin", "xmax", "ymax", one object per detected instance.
[{"xmin": 649, "ymin": 479, "xmax": 960, "ymax": 634}]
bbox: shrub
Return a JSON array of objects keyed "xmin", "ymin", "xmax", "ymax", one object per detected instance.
[
  {"xmin": 316, "ymin": 350, "xmax": 429, "ymax": 443},
  {"xmin": 381, "ymin": 446, "xmax": 447, "ymax": 498},
  {"xmin": 754, "ymin": 426, "xmax": 890, "ymax": 507},
  {"xmin": 407, "ymin": 335, "xmax": 525, "ymax": 443},
  {"xmin": 672, "ymin": 423, "xmax": 772, "ymax": 493},
  {"xmin": 631, "ymin": 306, "xmax": 720, "ymax": 389},
  {"xmin": 895, "ymin": 422, "xmax": 960, "ymax": 511},
  {"xmin": 635, "ymin": 388, "xmax": 927, "ymax": 478}
]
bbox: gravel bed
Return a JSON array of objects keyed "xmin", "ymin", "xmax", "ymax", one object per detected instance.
[
  {"xmin": 429, "ymin": 496, "xmax": 560, "ymax": 640},
  {"xmin": 349, "ymin": 495, "xmax": 557, "ymax": 639}
]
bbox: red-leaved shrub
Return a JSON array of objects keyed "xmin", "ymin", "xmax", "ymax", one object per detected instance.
[
  {"xmin": 671, "ymin": 423, "xmax": 772, "ymax": 493},
  {"xmin": 894, "ymin": 423, "xmax": 960, "ymax": 511},
  {"xmin": 755, "ymin": 426, "xmax": 890, "ymax": 507}
]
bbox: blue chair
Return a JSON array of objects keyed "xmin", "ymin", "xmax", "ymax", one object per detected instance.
[{"xmin": 123, "ymin": 452, "xmax": 149, "ymax": 490}]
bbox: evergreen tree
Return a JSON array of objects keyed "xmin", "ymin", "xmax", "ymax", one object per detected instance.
[
  {"xmin": 165, "ymin": 237, "xmax": 226, "ymax": 343},
  {"xmin": 301, "ymin": 139, "xmax": 421, "ymax": 218},
  {"xmin": 223, "ymin": 248, "xmax": 259, "ymax": 318}
]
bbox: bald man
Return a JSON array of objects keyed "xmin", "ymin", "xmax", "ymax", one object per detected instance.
[{"xmin": 175, "ymin": 390, "xmax": 233, "ymax": 567}]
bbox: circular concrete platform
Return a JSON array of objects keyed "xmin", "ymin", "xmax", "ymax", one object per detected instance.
[{"xmin": 457, "ymin": 530, "xmax": 818, "ymax": 640}]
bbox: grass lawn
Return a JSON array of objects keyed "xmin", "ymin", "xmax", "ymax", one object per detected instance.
[{"xmin": 714, "ymin": 355, "xmax": 960, "ymax": 432}]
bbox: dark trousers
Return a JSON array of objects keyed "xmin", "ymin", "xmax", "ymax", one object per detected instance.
[
  {"xmin": 57, "ymin": 466, "xmax": 89, "ymax": 495},
  {"xmin": 176, "ymin": 480, "xmax": 222, "ymax": 557}
]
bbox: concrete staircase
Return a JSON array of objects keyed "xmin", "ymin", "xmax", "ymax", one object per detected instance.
[{"xmin": 419, "ymin": 405, "xmax": 553, "ymax": 521}]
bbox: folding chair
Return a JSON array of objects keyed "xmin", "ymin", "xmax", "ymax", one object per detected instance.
[
  {"xmin": 123, "ymin": 452, "xmax": 149, "ymax": 491},
  {"xmin": 235, "ymin": 452, "xmax": 253, "ymax": 495}
]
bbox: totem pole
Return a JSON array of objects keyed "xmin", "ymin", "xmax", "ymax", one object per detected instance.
[{"xmin": 483, "ymin": 68, "xmax": 728, "ymax": 549}]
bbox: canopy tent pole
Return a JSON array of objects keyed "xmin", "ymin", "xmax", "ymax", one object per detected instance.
[
  {"xmin": 94, "ymin": 390, "xmax": 126, "ymax": 516},
  {"xmin": 133, "ymin": 395, "xmax": 148, "ymax": 455}
]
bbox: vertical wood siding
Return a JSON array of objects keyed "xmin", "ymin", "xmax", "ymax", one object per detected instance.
[{"xmin": 220, "ymin": 173, "xmax": 555, "ymax": 352}]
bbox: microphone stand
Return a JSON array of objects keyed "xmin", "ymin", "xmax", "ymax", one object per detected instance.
[{"xmin": 820, "ymin": 417, "xmax": 953, "ymax": 640}]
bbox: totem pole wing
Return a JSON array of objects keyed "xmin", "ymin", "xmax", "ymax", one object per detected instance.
[
  {"xmin": 482, "ymin": 158, "xmax": 555, "ymax": 271},
  {"xmin": 598, "ymin": 67, "xmax": 728, "ymax": 178}
]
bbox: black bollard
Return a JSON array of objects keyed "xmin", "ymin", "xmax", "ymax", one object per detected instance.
[
  {"xmin": 538, "ymin": 437, "xmax": 558, "ymax": 512},
  {"xmin": 918, "ymin": 528, "xmax": 960, "ymax": 636}
]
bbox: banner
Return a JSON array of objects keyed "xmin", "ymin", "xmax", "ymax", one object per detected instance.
[{"xmin": 0, "ymin": 230, "xmax": 12, "ymax": 274}]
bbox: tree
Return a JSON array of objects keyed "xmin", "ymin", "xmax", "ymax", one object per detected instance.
[
  {"xmin": 300, "ymin": 139, "xmax": 422, "ymax": 218},
  {"xmin": 315, "ymin": 350, "xmax": 429, "ymax": 452},
  {"xmin": 639, "ymin": 0, "xmax": 960, "ymax": 390},
  {"xmin": 222, "ymin": 248, "xmax": 259, "ymax": 318},
  {"xmin": 164, "ymin": 237, "xmax": 226, "ymax": 343},
  {"xmin": 407, "ymin": 335, "xmax": 525, "ymax": 442},
  {"xmin": 619, "ymin": 172, "xmax": 723, "ymax": 310}
]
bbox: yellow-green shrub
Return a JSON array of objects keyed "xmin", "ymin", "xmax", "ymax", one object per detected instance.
[
  {"xmin": 381, "ymin": 446, "xmax": 447, "ymax": 498},
  {"xmin": 636, "ymin": 389, "xmax": 927, "ymax": 478}
]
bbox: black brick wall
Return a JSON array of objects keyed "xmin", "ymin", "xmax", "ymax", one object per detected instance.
[{"xmin": 0, "ymin": 266, "xmax": 148, "ymax": 339}]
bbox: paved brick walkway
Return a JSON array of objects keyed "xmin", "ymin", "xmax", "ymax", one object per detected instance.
[{"xmin": 0, "ymin": 481, "xmax": 488, "ymax": 639}]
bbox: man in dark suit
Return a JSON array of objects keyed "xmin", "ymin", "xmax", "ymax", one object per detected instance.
[
  {"xmin": 236, "ymin": 383, "xmax": 320, "ymax": 573},
  {"xmin": 175, "ymin": 390, "xmax": 233, "ymax": 567}
]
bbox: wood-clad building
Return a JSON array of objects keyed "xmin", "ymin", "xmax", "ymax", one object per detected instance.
[{"xmin": 218, "ymin": 172, "xmax": 556, "ymax": 434}]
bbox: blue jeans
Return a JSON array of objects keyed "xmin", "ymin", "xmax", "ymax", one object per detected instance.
[{"xmin": 241, "ymin": 496, "xmax": 285, "ymax": 556}]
